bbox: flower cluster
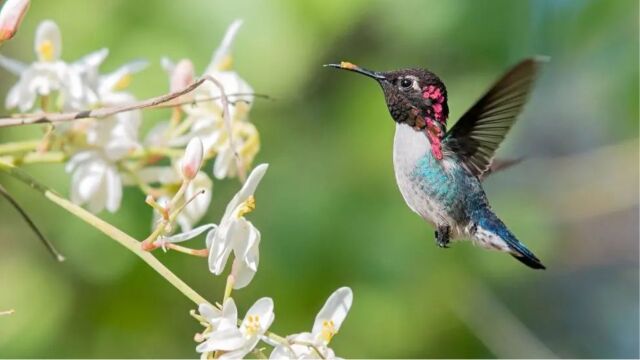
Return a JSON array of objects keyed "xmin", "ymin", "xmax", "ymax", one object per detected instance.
[
  {"xmin": 0, "ymin": 19, "xmax": 259, "ymax": 227},
  {"xmin": 1, "ymin": 14, "xmax": 356, "ymax": 360},
  {"xmin": 194, "ymin": 287, "xmax": 353, "ymax": 359}
]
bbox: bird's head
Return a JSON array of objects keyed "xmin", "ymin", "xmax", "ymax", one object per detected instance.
[
  {"xmin": 325, "ymin": 62, "xmax": 449, "ymax": 132},
  {"xmin": 325, "ymin": 61, "xmax": 449, "ymax": 159}
]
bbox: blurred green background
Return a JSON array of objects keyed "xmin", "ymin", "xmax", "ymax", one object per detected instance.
[{"xmin": 0, "ymin": 0, "xmax": 638, "ymax": 358}]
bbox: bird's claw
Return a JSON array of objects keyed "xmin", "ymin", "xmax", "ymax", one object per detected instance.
[{"xmin": 435, "ymin": 226, "xmax": 451, "ymax": 248}]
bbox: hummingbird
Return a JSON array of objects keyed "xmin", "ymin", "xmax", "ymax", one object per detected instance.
[{"xmin": 325, "ymin": 58, "xmax": 546, "ymax": 269}]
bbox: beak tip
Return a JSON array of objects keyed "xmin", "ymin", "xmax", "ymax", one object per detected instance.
[{"xmin": 323, "ymin": 61, "xmax": 385, "ymax": 80}]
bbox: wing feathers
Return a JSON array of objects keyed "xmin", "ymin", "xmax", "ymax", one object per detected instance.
[{"xmin": 443, "ymin": 57, "xmax": 546, "ymax": 177}]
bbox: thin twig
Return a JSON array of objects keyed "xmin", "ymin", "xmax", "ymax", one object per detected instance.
[
  {"xmin": 149, "ymin": 92, "xmax": 273, "ymax": 110},
  {"xmin": 0, "ymin": 77, "xmax": 210, "ymax": 128},
  {"xmin": 201, "ymin": 76, "xmax": 247, "ymax": 183},
  {"xmin": 0, "ymin": 309, "xmax": 15, "ymax": 316},
  {"xmin": 0, "ymin": 159, "xmax": 208, "ymax": 305},
  {"xmin": 0, "ymin": 159, "xmax": 288, "ymax": 346},
  {"xmin": 0, "ymin": 184, "xmax": 65, "ymax": 261}
]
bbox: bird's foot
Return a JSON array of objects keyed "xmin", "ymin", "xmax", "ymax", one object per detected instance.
[{"xmin": 435, "ymin": 226, "xmax": 451, "ymax": 248}]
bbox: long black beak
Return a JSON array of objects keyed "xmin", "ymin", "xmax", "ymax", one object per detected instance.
[{"xmin": 324, "ymin": 62, "xmax": 386, "ymax": 81}]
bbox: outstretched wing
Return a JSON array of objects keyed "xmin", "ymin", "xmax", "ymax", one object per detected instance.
[{"xmin": 443, "ymin": 57, "xmax": 546, "ymax": 177}]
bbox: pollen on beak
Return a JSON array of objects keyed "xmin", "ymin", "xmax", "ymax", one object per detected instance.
[{"xmin": 324, "ymin": 61, "xmax": 386, "ymax": 80}]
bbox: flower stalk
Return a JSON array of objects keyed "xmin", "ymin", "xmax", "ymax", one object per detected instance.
[{"xmin": 0, "ymin": 159, "xmax": 208, "ymax": 305}]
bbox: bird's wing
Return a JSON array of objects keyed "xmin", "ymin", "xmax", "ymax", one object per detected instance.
[{"xmin": 442, "ymin": 57, "xmax": 546, "ymax": 177}]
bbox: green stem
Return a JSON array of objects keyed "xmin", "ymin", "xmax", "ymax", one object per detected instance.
[
  {"xmin": 0, "ymin": 160, "xmax": 288, "ymax": 346},
  {"xmin": 0, "ymin": 160, "xmax": 207, "ymax": 305},
  {"xmin": 0, "ymin": 140, "xmax": 41, "ymax": 154}
]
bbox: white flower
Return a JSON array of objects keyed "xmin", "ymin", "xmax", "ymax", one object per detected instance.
[
  {"xmin": 0, "ymin": 0, "xmax": 30, "ymax": 44},
  {"xmin": 82, "ymin": 110, "xmax": 141, "ymax": 161},
  {"xmin": 205, "ymin": 19, "xmax": 242, "ymax": 75},
  {"xmin": 0, "ymin": 19, "xmax": 85, "ymax": 111},
  {"xmin": 79, "ymin": 59, "xmax": 146, "ymax": 160},
  {"xmin": 136, "ymin": 165, "xmax": 213, "ymax": 232},
  {"xmin": 207, "ymin": 163, "xmax": 267, "ymax": 289},
  {"xmin": 71, "ymin": 48, "xmax": 108, "ymax": 90},
  {"xmin": 197, "ymin": 297, "xmax": 275, "ymax": 360},
  {"xmin": 176, "ymin": 171, "xmax": 213, "ymax": 231},
  {"xmin": 270, "ymin": 287, "xmax": 353, "ymax": 360},
  {"xmin": 211, "ymin": 120, "xmax": 259, "ymax": 180},
  {"xmin": 161, "ymin": 20, "xmax": 258, "ymax": 180},
  {"xmin": 181, "ymin": 137, "xmax": 204, "ymax": 180},
  {"xmin": 94, "ymin": 59, "xmax": 147, "ymax": 105},
  {"xmin": 65, "ymin": 150, "xmax": 122, "ymax": 213}
]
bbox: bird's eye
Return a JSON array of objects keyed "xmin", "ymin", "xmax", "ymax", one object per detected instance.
[{"xmin": 400, "ymin": 78, "xmax": 413, "ymax": 88}]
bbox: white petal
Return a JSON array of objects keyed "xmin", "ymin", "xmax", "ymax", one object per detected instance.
[
  {"xmin": 230, "ymin": 258, "xmax": 256, "ymax": 290},
  {"xmin": 5, "ymin": 82, "xmax": 22, "ymax": 109},
  {"xmin": 178, "ymin": 172, "xmax": 213, "ymax": 230},
  {"xmin": 98, "ymin": 59, "xmax": 147, "ymax": 95},
  {"xmin": 312, "ymin": 287, "xmax": 353, "ymax": 337},
  {"xmin": 213, "ymin": 145, "xmax": 234, "ymax": 180},
  {"xmin": 104, "ymin": 165, "xmax": 122, "ymax": 213},
  {"xmin": 0, "ymin": 54, "xmax": 26, "ymax": 75},
  {"xmin": 288, "ymin": 332, "xmax": 315, "ymax": 344},
  {"xmin": 34, "ymin": 20, "xmax": 61, "ymax": 61},
  {"xmin": 243, "ymin": 297, "xmax": 274, "ymax": 333},
  {"xmin": 218, "ymin": 343, "xmax": 256, "ymax": 360},
  {"xmin": 207, "ymin": 229, "xmax": 232, "ymax": 275},
  {"xmin": 120, "ymin": 59, "xmax": 148, "ymax": 74},
  {"xmin": 76, "ymin": 167, "xmax": 102, "ymax": 201},
  {"xmin": 73, "ymin": 47, "xmax": 109, "ymax": 69},
  {"xmin": 198, "ymin": 303, "xmax": 219, "ymax": 323},
  {"xmin": 221, "ymin": 297, "xmax": 238, "ymax": 325},
  {"xmin": 17, "ymin": 88, "xmax": 35, "ymax": 111},
  {"xmin": 161, "ymin": 224, "xmax": 216, "ymax": 244},
  {"xmin": 206, "ymin": 19, "xmax": 242, "ymax": 73},
  {"xmin": 269, "ymin": 345, "xmax": 294, "ymax": 360},
  {"xmin": 196, "ymin": 328, "xmax": 245, "ymax": 353},
  {"xmin": 221, "ymin": 163, "xmax": 268, "ymax": 217},
  {"xmin": 230, "ymin": 218, "xmax": 260, "ymax": 272},
  {"xmin": 218, "ymin": 340, "xmax": 259, "ymax": 360},
  {"xmin": 160, "ymin": 56, "xmax": 175, "ymax": 73}
]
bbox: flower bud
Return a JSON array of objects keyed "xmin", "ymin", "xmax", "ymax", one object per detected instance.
[
  {"xmin": 170, "ymin": 58, "xmax": 195, "ymax": 92},
  {"xmin": 181, "ymin": 137, "xmax": 204, "ymax": 180},
  {"xmin": 0, "ymin": 0, "xmax": 30, "ymax": 45}
]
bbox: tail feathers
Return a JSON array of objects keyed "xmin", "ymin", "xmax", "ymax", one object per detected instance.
[{"xmin": 475, "ymin": 213, "xmax": 546, "ymax": 270}]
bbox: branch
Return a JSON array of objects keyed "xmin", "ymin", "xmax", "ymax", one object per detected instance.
[
  {"xmin": 0, "ymin": 77, "xmax": 210, "ymax": 128},
  {"xmin": 149, "ymin": 92, "xmax": 272, "ymax": 110},
  {"xmin": 0, "ymin": 159, "xmax": 288, "ymax": 346},
  {"xmin": 0, "ymin": 184, "xmax": 65, "ymax": 261},
  {"xmin": 0, "ymin": 159, "xmax": 208, "ymax": 305}
]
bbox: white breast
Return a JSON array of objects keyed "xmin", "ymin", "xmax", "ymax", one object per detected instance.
[{"xmin": 392, "ymin": 123, "xmax": 451, "ymax": 227}]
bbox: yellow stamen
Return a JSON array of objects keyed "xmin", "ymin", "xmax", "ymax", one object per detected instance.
[
  {"xmin": 113, "ymin": 74, "xmax": 132, "ymax": 90},
  {"xmin": 38, "ymin": 40, "xmax": 55, "ymax": 61},
  {"xmin": 320, "ymin": 319, "xmax": 336, "ymax": 342},
  {"xmin": 245, "ymin": 314, "xmax": 261, "ymax": 336},
  {"xmin": 236, "ymin": 195, "xmax": 255, "ymax": 217},
  {"xmin": 216, "ymin": 55, "xmax": 233, "ymax": 71}
]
